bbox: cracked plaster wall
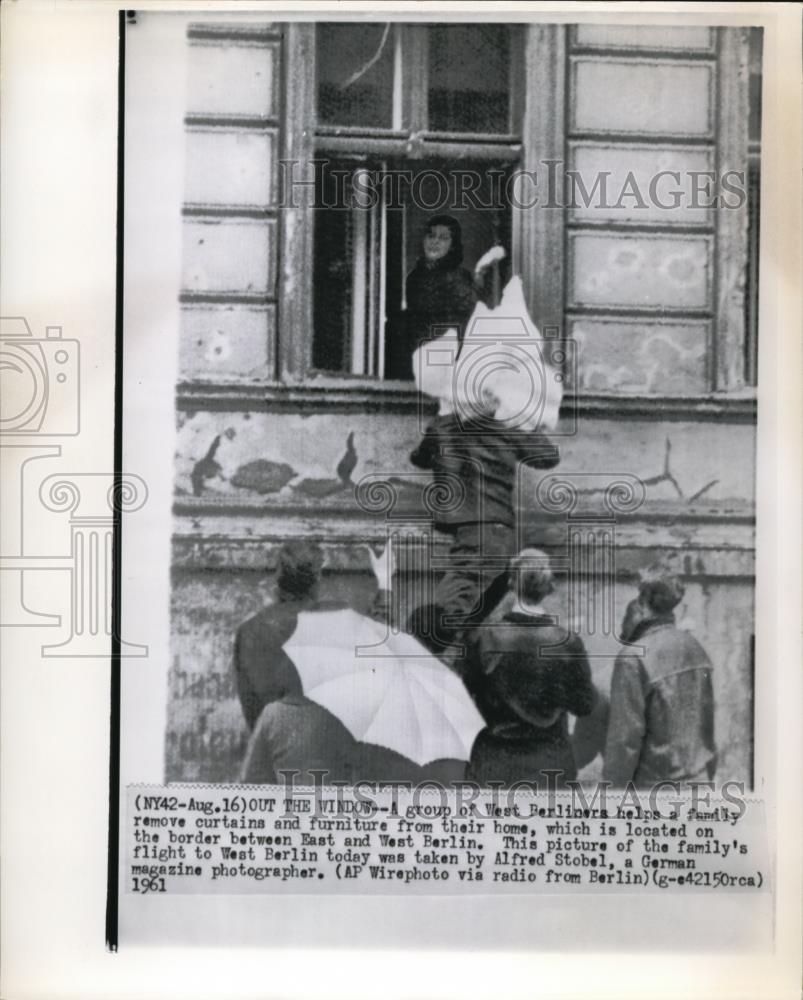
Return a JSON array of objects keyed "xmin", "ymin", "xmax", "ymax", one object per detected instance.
[{"xmin": 177, "ymin": 410, "xmax": 755, "ymax": 507}]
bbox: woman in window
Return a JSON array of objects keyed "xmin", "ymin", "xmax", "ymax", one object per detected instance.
[{"xmin": 389, "ymin": 215, "xmax": 502, "ymax": 380}]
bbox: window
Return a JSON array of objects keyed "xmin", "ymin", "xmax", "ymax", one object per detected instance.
[
  {"xmin": 317, "ymin": 24, "xmax": 396, "ymax": 129},
  {"xmin": 312, "ymin": 160, "xmax": 389, "ymax": 375},
  {"xmin": 427, "ymin": 24, "xmax": 518, "ymax": 134},
  {"xmin": 311, "ymin": 157, "xmax": 514, "ymax": 379},
  {"xmin": 272, "ymin": 24, "xmax": 757, "ymax": 397},
  {"xmin": 308, "ymin": 23, "xmax": 523, "ymax": 380}
]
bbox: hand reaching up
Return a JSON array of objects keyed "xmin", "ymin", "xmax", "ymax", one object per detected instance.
[
  {"xmin": 474, "ymin": 244, "xmax": 507, "ymax": 277},
  {"xmin": 367, "ymin": 542, "xmax": 395, "ymax": 590}
]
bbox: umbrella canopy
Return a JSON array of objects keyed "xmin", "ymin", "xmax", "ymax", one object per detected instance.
[{"xmin": 283, "ymin": 607, "xmax": 485, "ymax": 767}]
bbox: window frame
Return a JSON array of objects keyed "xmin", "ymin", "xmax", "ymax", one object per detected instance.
[
  {"xmin": 275, "ymin": 22, "xmax": 756, "ymax": 402},
  {"xmin": 278, "ymin": 21, "xmax": 528, "ymax": 387}
]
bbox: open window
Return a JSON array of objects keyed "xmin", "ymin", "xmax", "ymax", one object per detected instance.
[
  {"xmin": 309, "ymin": 23, "xmax": 523, "ymax": 381},
  {"xmin": 311, "ymin": 157, "xmax": 513, "ymax": 379},
  {"xmin": 268, "ymin": 23, "xmax": 757, "ymax": 399}
]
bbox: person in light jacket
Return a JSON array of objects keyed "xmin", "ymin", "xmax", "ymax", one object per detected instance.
[{"xmin": 603, "ymin": 576, "xmax": 716, "ymax": 788}]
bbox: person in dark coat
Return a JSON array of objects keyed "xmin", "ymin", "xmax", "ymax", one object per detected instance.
[
  {"xmin": 387, "ymin": 215, "xmax": 479, "ymax": 380},
  {"xmin": 233, "ymin": 540, "xmax": 326, "ymax": 731},
  {"xmin": 409, "ymin": 410, "xmax": 560, "ymax": 659},
  {"xmin": 603, "ymin": 576, "xmax": 717, "ymax": 788},
  {"xmin": 465, "ymin": 551, "xmax": 597, "ymax": 788}
]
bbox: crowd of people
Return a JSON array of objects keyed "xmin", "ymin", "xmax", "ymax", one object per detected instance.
[{"xmin": 234, "ymin": 539, "xmax": 716, "ymax": 790}]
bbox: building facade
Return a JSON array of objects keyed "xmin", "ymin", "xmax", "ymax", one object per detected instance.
[{"xmin": 168, "ymin": 21, "xmax": 760, "ymax": 785}]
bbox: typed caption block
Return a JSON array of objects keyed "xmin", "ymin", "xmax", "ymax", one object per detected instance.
[{"xmin": 124, "ymin": 784, "xmax": 769, "ymax": 895}]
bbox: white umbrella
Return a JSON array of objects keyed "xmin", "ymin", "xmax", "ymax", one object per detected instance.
[{"xmin": 283, "ymin": 607, "xmax": 485, "ymax": 767}]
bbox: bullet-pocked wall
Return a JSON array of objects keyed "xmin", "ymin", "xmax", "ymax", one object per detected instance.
[
  {"xmin": 171, "ymin": 20, "xmax": 758, "ymax": 787},
  {"xmin": 180, "ymin": 21, "xmax": 281, "ymax": 380},
  {"xmin": 564, "ymin": 25, "xmax": 750, "ymax": 394}
]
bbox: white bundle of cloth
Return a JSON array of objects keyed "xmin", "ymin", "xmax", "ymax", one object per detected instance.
[{"xmin": 412, "ymin": 276, "xmax": 563, "ymax": 431}]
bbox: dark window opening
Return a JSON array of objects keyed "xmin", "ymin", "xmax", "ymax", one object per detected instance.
[
  {"xmin": 312, "ymin": 160, "xmax": 387, "ymax": 375},
  {"xmin": 316, "ymin": 23, "xmax": 397, "ymax": 129},
  {"xmin": 427, "ymin": 24, "xmax": 513, "ymax": 134},
  {"xmin": 312, "ymin": 159, "xmax": 513, "ymax": 380}
]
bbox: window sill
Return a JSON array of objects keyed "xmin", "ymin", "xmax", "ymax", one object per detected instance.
[
  {"xmin": 175, "ymin": 378, "xmax": 757, "ymax": 423},
  {"xmin": 173, "ymin": 491, "xmax": 755, "ymax": 525}
]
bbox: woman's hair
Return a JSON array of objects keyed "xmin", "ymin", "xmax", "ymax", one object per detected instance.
[{"xmin": 423, "ymin": 214, "xmax": 464, "ymax": 266}]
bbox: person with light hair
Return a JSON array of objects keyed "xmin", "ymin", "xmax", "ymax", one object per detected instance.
[{"xmin": 464, "ymin": 549, "xmax": 598, "ymax": 788}]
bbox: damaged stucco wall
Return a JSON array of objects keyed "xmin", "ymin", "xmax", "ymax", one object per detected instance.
[
  {"xmin": 169, "ymin": 404, "xmax": 756, "ymax": 785},
  {"xmin": 176, "ymin": 408, "xmax": 755, "ymax": 507}
]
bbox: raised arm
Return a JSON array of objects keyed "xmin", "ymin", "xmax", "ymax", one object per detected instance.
[{"xmin": 365, "ymin": 541, "xmax": 397, "ymax": 628}]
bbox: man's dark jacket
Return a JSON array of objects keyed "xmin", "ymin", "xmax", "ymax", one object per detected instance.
[
  {"xmin": 465, "ymin": 609, "xmax": 596, "ymax": 787},
  {"xmin": 234, "ymin": 597, "xmax": 320, "ymax": 731},
  {"xmin": 409, "ymin": 414, "xmax": 560, "ymax": 531}
]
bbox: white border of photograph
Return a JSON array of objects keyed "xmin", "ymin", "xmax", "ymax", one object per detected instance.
[{"xmin": 1, "ymin": 3, "xmax": 800, "ymax": 999}]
